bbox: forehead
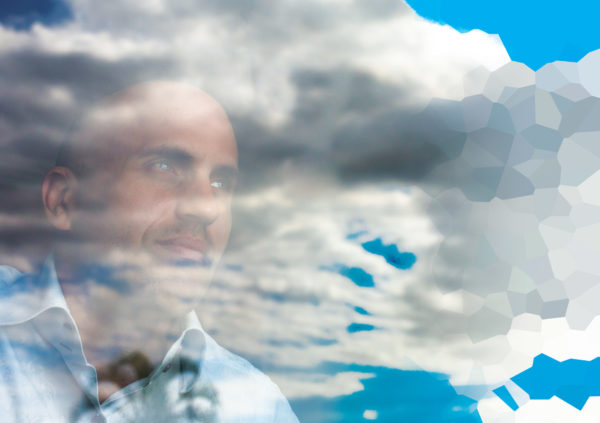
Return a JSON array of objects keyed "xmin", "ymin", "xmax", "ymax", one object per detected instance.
[{"xmin": 79, "ymin": 83, "xmax": 238, "ymax": 167}]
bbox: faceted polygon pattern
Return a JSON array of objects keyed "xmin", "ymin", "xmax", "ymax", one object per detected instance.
[{"xmin": 424, "ymin": 50, "xmax": 600, "ymax": 420}]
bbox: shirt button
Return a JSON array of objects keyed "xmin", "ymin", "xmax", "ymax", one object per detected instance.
[{"xmin": 92, "ymin": 413, "xmax": 105, "ymax": 423}]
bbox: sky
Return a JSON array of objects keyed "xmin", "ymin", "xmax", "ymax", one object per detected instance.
[
  {"xmin": 0, "ymin": 1, "xmax": 509, "ymax": 418},
  {"xmin": 405, "ymin": 0, "xmax": 600, "ymax": 71},
  {"xmin": 0, "ymin": 0, "xmax": 72, "ymax": 30},
  {"xmin": 8, "ymin": 0, "xmax": 600, "ymax": 422}
]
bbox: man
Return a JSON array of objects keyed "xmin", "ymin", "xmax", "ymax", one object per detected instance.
[{"xmin": 0, "ymin": 81, "xmax": 299, "ymax": 422}]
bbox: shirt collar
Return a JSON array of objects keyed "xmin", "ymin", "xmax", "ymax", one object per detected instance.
[
  {"xmin": 1, "ymin": 255, "xmax": 209, "ymax": 403},
  {"xmin": 151, "ymin": 311, "xmax": 207, "ymax": 394},
  {"xmin": 0, "ymin": 254, "xmax": 69, "ymax": 325},
  {"xmin": 0, "ymin": 256, "xmax": 100, "ymax": 403}
]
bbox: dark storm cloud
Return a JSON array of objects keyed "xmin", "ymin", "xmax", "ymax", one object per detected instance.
[
  {"xmin": 0, "ymin": 49, "xmax": 179, "ymax": 175},
  {"xmin": 0, "ymin": 49, "xmax": 178, "ymax": 107},
  {"xmin": 231, "ymin": 66, "xmax": 459, "ymax": 193},
  {"xmin": 232, "ymin": 69, "xmax": 418, "ymax": 192},
  {"xmin": 0, "ymin": 45, "xmax": 469, "ymax": 275},
  {"xmin": 80, "ymin": 0, "xmax": 372, "ymax": 40},
  {"xmin": 0, "ymin": 48, "xmax": 179, "ymax": 263},
  {"xmin": 0, "ymin": 48, "xmax": 176, "ymax": 188},
  {"xmin": 168, "ymin": 0, "xmax": 410, "ymax": 33},
  {"xmin": 290, "ymin": 67, "xmax": 405, "ymax": 122},
  {"xmin": 0, "ymin": 52, "xmax": 446, "ymax": 204},
  {"xmin": 333, "ymin": 98, "xmax": 466, "ymax": 184}
]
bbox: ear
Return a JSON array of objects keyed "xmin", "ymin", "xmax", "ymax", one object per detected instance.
[{"xmin": 42, "ymin": 167, "xmax": 78, "ymax": 231}]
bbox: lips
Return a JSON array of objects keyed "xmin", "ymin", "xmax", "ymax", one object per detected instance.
[{"xmin": 155, "ymin": 235, "xmax": 211, "ymax": 265}]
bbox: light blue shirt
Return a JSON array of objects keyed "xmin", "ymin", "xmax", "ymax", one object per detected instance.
[{"xmin": 0, "ymin": 258, "xmax": 299, "ymax": 423}]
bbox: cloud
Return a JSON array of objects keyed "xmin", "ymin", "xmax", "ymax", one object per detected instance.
[
  {"xmin": 0, "ymin": 0, "xmax": 514, "ymax": 415},
  {"xmin": 405, "ymin": 0, "xmax": 600, "ymax": 70}
]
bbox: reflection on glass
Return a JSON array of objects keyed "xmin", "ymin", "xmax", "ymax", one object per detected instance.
[{"xmin": 0, "ymin": 82, "xmax": 298, "ymax": 422}]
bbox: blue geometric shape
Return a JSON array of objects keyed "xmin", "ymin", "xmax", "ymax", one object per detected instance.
[
  {"xmin": 361, "ymin": 238, "xmax": 417, "ymax": 270},
  {"xmin": 512, "ymin": 354, "xmax": 560, "ymax": 401},
  {"xmin": 405, "ymin": 0, "xmax": 600, "ymax": 70},
  {"xmin": 508, "ymin": 354, "xmax": 600, "ymax": 410},
  {"xmin": 346, "ymin": 230, "xmax": 368, "ymax": 240},
  {"xmin": 493, "ymin": 385, "xmax": 518, "ymax": 411},
  {"xmin": 556, "ymin": 384, "xmax": 589, "ymax": 410}
]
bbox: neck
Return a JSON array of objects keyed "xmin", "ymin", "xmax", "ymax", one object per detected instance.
[{"xmin": 53, "ymin": 251, "xmax": 194, "ymax": 371}]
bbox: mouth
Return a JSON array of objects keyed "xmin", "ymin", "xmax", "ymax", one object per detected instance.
[{"xmin": 155, "ymin": 236, "xmax": 212, "ymax": 266}]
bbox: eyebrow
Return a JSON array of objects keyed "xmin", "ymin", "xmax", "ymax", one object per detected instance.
[
  {"xmin": 212, "ymin": 164, "xmax": 239, "ymax": 181},
  {"xmin": 135, "ymin": 146, "xmax": 195, "ymax": 168},
  {"xmin": 134, "ymin": 145, "xmax": 239, "ymax": 179}
]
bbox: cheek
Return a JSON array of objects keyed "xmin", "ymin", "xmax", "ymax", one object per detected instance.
[
  {"xmin": 208, "ymin": 212, "xmax": 232, "ymax": 253},
  {"xmin": 108, "ymin": 177, "xmax": 176, "ymax": 246}
]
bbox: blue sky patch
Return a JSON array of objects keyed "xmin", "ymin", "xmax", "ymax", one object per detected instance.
[
  {"xmin": 339, "ymin": 266, "xmax": 375, "ymax": 288},
  {"xmin": 347, "ymin": 323, "xmax": 376, "ymax": 333},
  {"xmin": 361, "ymin": 238, "xmax": 417, "ymax": 270},
  {"xmin": 321, "ymin": 264, "xmax": 376, "ymax": 288},
  {"xmin": 354, "ymin": 305, "xmax": 371, "ymax": 315},
  {"xmin": 405, "ymin": 0, "xmax": 600, "ymax": 70},
  {"xmin": 346, "ymin": 230, "xmax": 368, "ymax": 240},
  {"xmin": 0, "ymin": 0, "xmax": 72, "ymax": 30},
  {"xmin": 291, "ymin": 363, "xmax": 482, "ymax": 423}
]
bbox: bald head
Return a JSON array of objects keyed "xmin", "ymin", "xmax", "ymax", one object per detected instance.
[{"xmin": 57, "ymin": 81, "xmax": 235, "ymax": 177}]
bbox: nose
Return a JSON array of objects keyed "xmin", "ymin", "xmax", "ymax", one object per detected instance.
[{"xmin": 174, "ymin": 179, "xmax": 220, "ymax": 228}]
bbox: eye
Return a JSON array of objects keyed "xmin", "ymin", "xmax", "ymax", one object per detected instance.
[
  {"xmin": 147, "ymin": 159, "xmax": 177, "ymax": 174},
  {"xmin": 210, "ymin": 177, "xmax": 235, "ymax": 193},
  {"xmin": 209, "ymin": 167, "xmax": 238, "ymax": 194}
]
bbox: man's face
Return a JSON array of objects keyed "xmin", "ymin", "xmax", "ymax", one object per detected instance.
[{"xmin": 69, "ymin": 89, "xmax": 238, "ymax": 272}]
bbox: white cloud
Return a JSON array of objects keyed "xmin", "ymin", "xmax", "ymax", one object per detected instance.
[{"xmin": 0, "ymin": 0, "xmax": 514, "ymax": 410}]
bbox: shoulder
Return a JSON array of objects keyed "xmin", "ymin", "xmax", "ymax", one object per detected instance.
[
  {"xmin": 204, "ymin": 335, "xmax": 279, "ymax": 392},
  {"xmin": 202, "ymin": 334, "xmax": 299, "ymax": 422}
]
